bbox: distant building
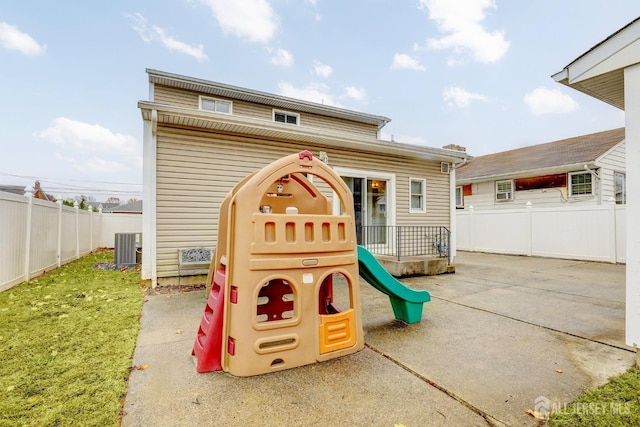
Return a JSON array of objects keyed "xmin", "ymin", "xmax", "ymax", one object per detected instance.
[{"xmin": 0, "ymin": 180, "xmax": 54, "ymax": 201}]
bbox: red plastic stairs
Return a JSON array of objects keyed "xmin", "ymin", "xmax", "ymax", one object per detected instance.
[{"xmin": 192, "ymin": 269, "xmax": 226, "ymax": 373}]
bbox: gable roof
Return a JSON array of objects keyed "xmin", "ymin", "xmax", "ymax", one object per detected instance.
[{"xmin": 457, "ymin": 128, "xmax": 625, "ymax": 182}]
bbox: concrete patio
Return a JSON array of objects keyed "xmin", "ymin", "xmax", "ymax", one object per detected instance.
[{"xmin": 122, "ymin": 251, "xmax": 636, "ymax": 426}]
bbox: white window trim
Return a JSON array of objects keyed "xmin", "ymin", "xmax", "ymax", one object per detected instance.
[
  {"xmin": 614, "ymin": 170, "xmax": 626, "ymax": 204},
  {"xmin": 199, "ymin": 96, "xmax": 232, "ymax": 114},
  {"xmin": 568, "ymin": 171, "xmax": 594, "ymax": 197},
  {"xmin": 409, "ymin": 177, "xmax": 426, "ymax": 213},
  {"xmin": 273, "ymin": 109, "xmax": 300, "ymax": 126},
  {"xmin": 455, "ymin": 186, "xmax": 463, "ymax": 208},
  {"xmin": 495, "ymin": 179, "xmax": 514, "ymax": 202}
]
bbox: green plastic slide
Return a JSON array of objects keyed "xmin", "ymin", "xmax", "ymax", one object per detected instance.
[{"xmin": 357, "ymin": 245, "xmax": 431, "ymax": 324}]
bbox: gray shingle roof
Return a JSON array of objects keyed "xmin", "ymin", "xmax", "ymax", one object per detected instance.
[{"xmin": 457, "ymin": 128, "xmax": 625, "ymax": 181}]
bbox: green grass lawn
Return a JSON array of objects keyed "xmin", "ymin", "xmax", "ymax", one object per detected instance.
[
  {"xmin": 0, "ymin": 251, "xmax": 145, "ymax": 427},
  {"xmin": 547, "ymin": 367, "xmax": 640, "ymax": 426}
]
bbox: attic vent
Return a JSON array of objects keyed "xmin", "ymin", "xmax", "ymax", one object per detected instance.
[{"xmin": 440, "ymin": 162, "xmax": 450, "ymax": 174}]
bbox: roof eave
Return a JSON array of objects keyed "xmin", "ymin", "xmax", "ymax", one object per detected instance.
[
  {"xmin": 139, "ymin": 101, "xmax": 467, "ymax": 163},
  {"xmin": 457, "ymin": 162, "xmax": 597, "ymax": 184}
]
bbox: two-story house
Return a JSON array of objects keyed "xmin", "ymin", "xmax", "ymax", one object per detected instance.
[{"xmin": 138, "ymin": 69, "xmax": 468, "ymax": 286}]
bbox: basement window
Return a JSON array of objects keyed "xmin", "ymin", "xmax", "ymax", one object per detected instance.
[
  {"xmin": 273, "ymin": 110, "xmax": 299, "ymax": 125},
  {"xmin": 200, "ymin": 96, "xmax": 232, "ymax": 114}
]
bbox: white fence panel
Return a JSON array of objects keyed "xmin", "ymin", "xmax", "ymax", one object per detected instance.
[
  {"xmin": 530, "ymin": 206, "xmax": 612, "ymax": 262},
  {"xmin": 0, "ymin": 191, "xmax": 143, "ymax": 292},
  {"xmin": 0, "ymin": 193, "xmax": 29, "ymax": 290},
  {"xmin": 456, "ymin": 202, "xmax": 626, "ymax": 264},
  {"xmin": 28, "ymin": 199, "xmax": 60, "ymax": 278},
  {"xmin": 100, "ymin": 214, "xmax": 143, "ymax": 248},
  {"xmin": 78, "ymin": 210, "xmax": 92, "ymax": 256},
  {"xmin": 60, "ymin": 207, "xmax": 77, "ymax": 265},
  {"xmin": 471, "ymin": 208, "xmax": 529, "ymax": 255}
]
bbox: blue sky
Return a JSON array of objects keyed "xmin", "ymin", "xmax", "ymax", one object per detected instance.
[{"xmin": 1, "ymin": 0, "xmax": 639, "ymax": 202}]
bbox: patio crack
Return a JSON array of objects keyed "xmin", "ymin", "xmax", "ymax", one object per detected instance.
[{"xmin": 364, "ymin": 342, "xmax": 508, "ymax": 427}]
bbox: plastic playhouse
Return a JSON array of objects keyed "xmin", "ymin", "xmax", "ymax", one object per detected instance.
[{"xmin": 193, "ymin": 150, "xmax": 430, "ymax": 376}]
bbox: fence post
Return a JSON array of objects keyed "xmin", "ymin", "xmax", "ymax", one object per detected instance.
[
  {"xmin": 88, "ymin": 205, "xmax": 93, "ymax": 251},
  {"xmin": 57, "ymin": 196, "xmax": 62, "ymax": 267},
  {"xmin": 98, "ymin": 206, "xmax": 103, "ymax": 248},
  {"xmin": 468, "ymin": 205, "xmax": 474, "ymax": 252},
  {"xmin": 526, "ymin": 201, "xmax": 532, "ymax": 256},
  {"xmin": 608, "ymin": 197, "xmax": 617, "ymax": 263},
  {"xmin": 23, "ymin": 186, "xmax": 34, "ymax": 283},
  {"xmin": 74, "ymin": 201, "xmax": 80, "ymax": 260}
]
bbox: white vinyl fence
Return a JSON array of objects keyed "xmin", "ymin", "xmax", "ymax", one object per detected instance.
[
  {"xmin": 0, "ymin": 191, "xmax": 142, "ymax": 292},
  {"xmin": 457, "ymin": 200, "xmax": 626, "ymax": 264}
]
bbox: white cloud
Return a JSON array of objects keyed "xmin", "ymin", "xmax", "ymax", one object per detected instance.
[
  {"xmin": 277, "ymin": 82, "xmax": 369, "ymax": 107},
  {"xmin": 199, "ymin": 0, "xmax": 278, "ymax": 43},
  {"xmin": 38, "ymin": 118, "xmax": 140, "ymax": 175},
  {"xmin": 0, "ymin": 22, "xmax": 46, "ymax": 56},
  {"xmin": 126, "ymin": 13, "xmax": 207, "ymax": 61},
  {"xmin": 390, "ymin": 53, "xmax": 426, "ymax": 71},
  {"xmin": 419, "ymin": 0, "xmax": 509, "ymax": 64},
  {"xmin": 313, "ymin": 60, "xmax": 333, "ymax": 78},
  {"xmin": 524, "ymin": 87, "xmax": 579, "ymax": 115},
  {"xmin": 35, "ymin": 117, "xmax": 139, "ymax": 155},
  {"xmin": 344, "ymin": 86, "xmax": 366, "ymax": 101},
  {"xmin": 443, "ymin": 86, "xmax": 488, "ymax": 109},
  {"xmin": 270, "ymin": 48, "xmax": 294, "ymax": 67},
  {"xmin": 278, "ymin": 82, "xmax": 339, "ymax": 106}
]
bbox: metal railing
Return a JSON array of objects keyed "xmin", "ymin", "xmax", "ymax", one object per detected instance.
[{"xmin": 360, "ymin": 225, "xmax": 451, "ymax": 264}]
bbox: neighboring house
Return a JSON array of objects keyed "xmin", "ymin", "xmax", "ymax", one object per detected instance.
[
  {"xmin": 98, "ymin": 202, "xmax": 121, "ymax": 211},
  {"xmin": 455, "ymin": 128, "xmax": 626, "ymax": 210},
  {"xmin": 138, "ymin": 69, "xmax": 468, "ymax": 285},
  {"xmin": 101, "ymin": 200, "xmax": 142, "ymax": 214},
  {"xmin": 0, "ymin": 180, "xmax": 54, "ymax": 201}
]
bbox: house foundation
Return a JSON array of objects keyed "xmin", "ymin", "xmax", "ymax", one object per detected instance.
[{"xmin": 375, "ymin": 255, "xmax": 455, "ymax": 278}]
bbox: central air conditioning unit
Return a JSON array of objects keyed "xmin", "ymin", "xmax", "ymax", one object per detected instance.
[
  {"xmin": 440, "ymin": 162, "xmax": 450, "ymax": 174},
  {"xmin": 114, "ymin": 233, "xmax": 142, "ymax": 265}
]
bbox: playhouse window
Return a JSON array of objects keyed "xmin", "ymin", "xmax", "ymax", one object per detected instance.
[{"xmin": 256, "ymin": 279, "xmax": 295, "ymax": 323}]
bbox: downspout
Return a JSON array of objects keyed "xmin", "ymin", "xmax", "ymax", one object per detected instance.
[
  {"xmin": 449, "ymin": 156, "xmax": 468, "ymax": 260},
  {"xmin": 142, "ymin": 108, "xmax": 158, "ymax": 287}
]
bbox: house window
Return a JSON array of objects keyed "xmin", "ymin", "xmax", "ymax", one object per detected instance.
[
  {"xmin": 495, "ymin": 180, "xmax": 513, "ymax": 201},
  {"xmin": 569, "ymin": 172, "xmax": 593, "ymax": 197},
  {"xmin": 200, "ymin": 96, "xmax": 232, "ymax": 114},
  {"xmin": 409, "ymin": 178, "xmax": 426, "ymax": 213},
  {"xmin": 455, "ymin": 186, "xmax": 463, "ymax": 208},
  {"xmin": 615, "ymin": 171, "xmax": 626, "ymax": 204},
  {"xmin": 273, "ymin": 110, "xmax": 299, "ymax": 125}
]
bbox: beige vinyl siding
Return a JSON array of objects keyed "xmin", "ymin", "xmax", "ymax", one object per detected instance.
[
  {"xmin": 153, "ymin": 85, "xmax": 379, "ymax": 139},
  {"xmin": 596, "ymin": 140, "xmax": 626, "ymax": 201},
  {"xmin": 154, "ymin": 86, "xmax": 199, "ymax": 108},
  {"xmin": 155, "ymin": 126, "xmax": 450, "ymax": 278}
]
